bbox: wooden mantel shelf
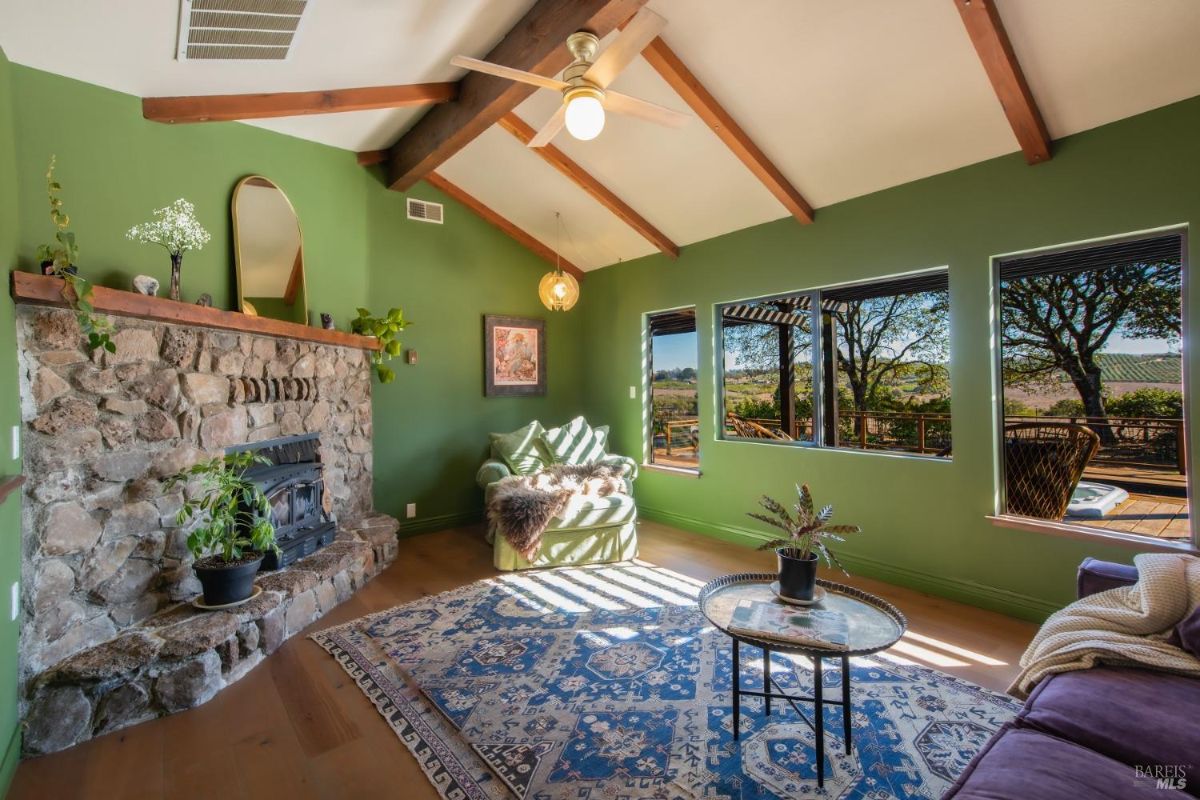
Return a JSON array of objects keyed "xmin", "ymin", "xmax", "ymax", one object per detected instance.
[{"xmin": 10, "ymin": 271, "xmax": 381, "ymax": 351}]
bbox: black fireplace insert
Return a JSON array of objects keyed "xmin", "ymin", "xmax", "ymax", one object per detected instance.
[{"xmin": 228, "ymin": 433, "xmax": 336, "ymax": 570}]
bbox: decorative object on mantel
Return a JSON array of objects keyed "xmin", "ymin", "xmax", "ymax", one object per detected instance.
[
  {"xmin": 34, "ymin": 156, "xmax": 117, "ymax": 354},
  {"xmin": 164, "ymin": 451, "xmax": 279, "ymax": 607},
  {"xmin": 484, "ymin": 314, "xmax": 545, "ymax": 397},
  {"xmin": 538, "ymin": 212, "xmax": 580, "ymax": 312},
  {"xmin": 126, "ymin": 198, "xmax": 212, "ymax": 302},
  {"xmin": 320, "ymin": 312, "xmax": 335, "ymax": 330},
  {"xmin": 232, "ymin": 175, "xmax": 308, "ymax": 324},
  {"xmin": 351, "ymin": 307, "xmax": 408, "ymax": 383},
  {"xmin": 748, "ymin": 483, "xmax": 861, "ymax": 603},
  {"xmin": 195, "ymin": 292, "xmax": 213, "ymax": 307},
  {"xmin": 10, "ymin": 271, "xmax": 382, "ymax": 351},
  {"xmin": 132, "ymin": 274, "xmax": 159, "ymax": 296}
]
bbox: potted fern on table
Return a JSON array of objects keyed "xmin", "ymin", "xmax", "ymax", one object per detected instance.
[
  {"xmin": 748, "ymin": 484, "xmax": 861, "ymax": 603},
  {"xmin": 166, "ymin": 451, "xmax": 279, "ymax": 607}
]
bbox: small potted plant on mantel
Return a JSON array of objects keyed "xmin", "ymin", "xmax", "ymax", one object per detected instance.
[
  {"xmin": 749, "ymin": 484, "xmax": 861, "ymax": 604},
  {"xmin": 166, "ymin": 451, "xmax": 279, "ymax": 607}
]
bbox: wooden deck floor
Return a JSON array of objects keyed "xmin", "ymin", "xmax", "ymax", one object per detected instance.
[
  {"xmin": 1070, "ymin": 493, "xmax": 1191, "ymax": 539},
  {"xmin": 650, "ymin": 448, "xmax": 699, "ymax": 469},
  {"xmin": 8, "ymin": 521, "xmax": 1037, "ymax": 800}
]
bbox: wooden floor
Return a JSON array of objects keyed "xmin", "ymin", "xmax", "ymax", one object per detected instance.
[{"xmin": 9, "ymin": 521, "xmax": 1038, "ymax": 800}]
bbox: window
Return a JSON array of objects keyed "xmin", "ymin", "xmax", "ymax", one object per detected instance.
[
  {"xmin": 647, "ymin": 308, "xmax": 699, "ymax": 470},
  {"xmin": 718, "ymin": 270, "xmax": 951, "ymax": 456},
  {"xmin": 996, "ymin": 232, "xmax": 1191, "ymax": 544}
]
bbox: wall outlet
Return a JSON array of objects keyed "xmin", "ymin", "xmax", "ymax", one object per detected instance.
[
  {"xmin": 629, "ymin": 386, "xmax": 636, "ymax": 399},
  {"xmin": 9, "ymin": 583, "xmax": 17, "ymax": 622},
  {"xmin": 9, "ymin": 425, "xmax": 17, "ymax": 461},
  {"xmin": 406, "ymin": 503, "xmax": 416, "ymax": 519}
]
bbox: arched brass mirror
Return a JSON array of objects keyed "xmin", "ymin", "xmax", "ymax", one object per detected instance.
[{"xmin": 232, "ymin": 176, "xmax": 307, "ymax": 324}]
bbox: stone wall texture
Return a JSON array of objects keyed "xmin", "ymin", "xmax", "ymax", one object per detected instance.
[{"xmin": 15, "ymin": 307, "xmax": 375, "ymax": 712}]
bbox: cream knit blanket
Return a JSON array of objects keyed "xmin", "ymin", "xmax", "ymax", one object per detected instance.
[{"xmin": 1009, "ymin": 552, "xmax": 1200, "ymax": 698}]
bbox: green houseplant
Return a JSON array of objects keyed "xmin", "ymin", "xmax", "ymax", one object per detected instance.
[
  {"xmin": 35, "ymin": 156, "xmax": 116, "ymax": 354},
  {"xmin": 166, "ymin": 451, "xmax": 279, "ymax": 606},
  {"xmin": 749, "ymin": 484, "xmax": 861, "ymax": 602},
  {"xmin": 351, "ymin": 307, "xmax": 408, "ymax": 383}
]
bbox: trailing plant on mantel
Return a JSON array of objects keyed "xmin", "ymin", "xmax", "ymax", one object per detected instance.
[
  {"xmin": 351, "ymin": 307, "xmax": 409, "ymax": 383},
  {"xmin": 165, "ymin": 451, "xmax": 279, "ymax": 565},
  {"xmin": 34, "ymin": 156, "xmax": 116, "ymax": 354},
  {"xmin": 749, "ymin": 483, "xmax": 861, "ymax": 571}
]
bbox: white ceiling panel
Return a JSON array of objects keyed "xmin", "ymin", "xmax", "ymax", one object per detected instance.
[
  {"xmin": 3, "ymin": 0, "xmax": 1199, "ymax": 271},
  {"xmin": 513, "ymin": 43, "xmax": 788, "ymax": 247},
  {"xmin": 995, "ymin": 0, "xmax": 1200, "ymax": 139},
  {"xmin": 435, "ymin": 125, "xmax": 657, "ymax": 271}
]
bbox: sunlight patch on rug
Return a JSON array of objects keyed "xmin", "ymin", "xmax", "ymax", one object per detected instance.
[{"xmin": 312, "ymin": 563, "xmax": 1019, "ymax": 799}]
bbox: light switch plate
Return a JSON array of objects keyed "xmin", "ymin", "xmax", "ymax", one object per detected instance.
[
  {"xmin": 9, "ymin": 583, "xmax": 17, "ymax": 622},
  {"xmin": 9, "ymin": 425, "xmax": 17, "ymax": 461},
  {"xmin": 629, "ymin": 386, "xmax": 636, "ymax": 399},
  {"xmin": 406, "ymin": 503, "xmax": 416, "ymax": 519}
]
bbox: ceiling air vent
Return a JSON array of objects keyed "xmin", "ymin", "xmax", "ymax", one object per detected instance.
[
  {"xmin": 407, "ymin": 198, "xmax": 444, "ymax": 225},
  {"xmin": 176, "ymin": 0, "xmax": 312, "ymax": 61}
]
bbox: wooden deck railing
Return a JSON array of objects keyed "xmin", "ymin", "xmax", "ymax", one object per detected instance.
[{"xmin": 705, "ymin": 411, "xmax": 1185, "ymax": 473}]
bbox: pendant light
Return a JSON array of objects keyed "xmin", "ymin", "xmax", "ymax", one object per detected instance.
[{"xmin": 539, "ymin": 212, "xmax": 580, "ymax": 311}]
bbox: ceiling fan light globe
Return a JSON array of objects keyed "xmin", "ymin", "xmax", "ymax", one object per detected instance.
[{"xmin": 565, "ymin": 95, "xmax": 605, "ymax": 141}]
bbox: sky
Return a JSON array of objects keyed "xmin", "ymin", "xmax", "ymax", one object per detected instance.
[{"xmin": 651, "ymin": 332, "xmax": 698, "ymax": 371}]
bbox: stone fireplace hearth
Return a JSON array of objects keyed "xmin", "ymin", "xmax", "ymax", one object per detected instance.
[{"xmin": 13, "ymin": 300, "xmax": 395, "ymax": 754}]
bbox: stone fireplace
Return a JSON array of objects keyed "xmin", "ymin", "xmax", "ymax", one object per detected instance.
[{"xmin": 12, "ymin": 293, "xmax": 397, "ymax": 755}]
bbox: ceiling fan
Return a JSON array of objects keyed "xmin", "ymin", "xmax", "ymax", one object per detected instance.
[{"xmin": 450, "ymin": 8, "xmax": 689, "ymax": 147}]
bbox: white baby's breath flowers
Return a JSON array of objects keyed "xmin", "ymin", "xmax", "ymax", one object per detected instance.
[{"xmin": 126, "ymin": 199, "xmax": 211, "ymax": 256}]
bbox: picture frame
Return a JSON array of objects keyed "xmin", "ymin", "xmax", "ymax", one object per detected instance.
[{"xmin": 484, "ymin": 314, "xmax": 546, "ymax": 397}]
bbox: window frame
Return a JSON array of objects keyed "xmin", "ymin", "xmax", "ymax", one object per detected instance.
[
  {"xmin": 714, "ymin": 267, "xmax": 952, "ymax": 459},
  {"xmin": 644, "ymin": 306, "xmax": 702, "ymax": 475},
  {"xmin": 988, "ymin": 226, "xmax": 1196, "ymax": 549}
]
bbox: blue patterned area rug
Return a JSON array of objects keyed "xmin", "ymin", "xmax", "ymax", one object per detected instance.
[{"xmin": 312, "ymin": 563, "xmax": 1020, "ymax": 799}]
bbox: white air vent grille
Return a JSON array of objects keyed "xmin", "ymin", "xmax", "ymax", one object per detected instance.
[
  {"xmin": 177, "ymin": 0, "xmax": 311, "ymax": 61},
  {"xmin": 407, "ymin": 198, "xmax": 444, "ymax": 224}
]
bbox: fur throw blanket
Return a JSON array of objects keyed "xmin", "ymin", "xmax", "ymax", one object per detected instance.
[
  {"xmin": 488, "ymin": 464, "xmax": 627, "ymax": 561},
  {"xmin": 1009, "ymin": 553, "xmax": 1200, "ymax": 698}
]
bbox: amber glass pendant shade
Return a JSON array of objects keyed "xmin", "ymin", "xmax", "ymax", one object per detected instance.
[{"xmin": 538, "ymin": 269, "xmax": 580, "ymax": 311}]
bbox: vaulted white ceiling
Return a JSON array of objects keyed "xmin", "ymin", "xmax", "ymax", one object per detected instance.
[{"xmin": 3, "ymin": 0, "xmax": 1199, "ymax": 271}]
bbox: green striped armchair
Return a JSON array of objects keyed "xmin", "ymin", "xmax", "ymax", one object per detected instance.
[{"xmin": 476, "ymin": 417, "xmax": 639, "ymax": 570}]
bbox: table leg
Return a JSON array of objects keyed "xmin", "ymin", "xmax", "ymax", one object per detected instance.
[
  {"xmin": 813, "ymin": 655, "xmax": 825, "ymax": 788},
  {"xmin": 842, "ymin": 654, "xmax": 852, "ymax": 755},
  {"xmin": 732, "ymin": 639, "xmax": 741, "ymax": 741},
  {"xmin": 763, "ymin": 646, "xmax": 771, "ymax": 717}
]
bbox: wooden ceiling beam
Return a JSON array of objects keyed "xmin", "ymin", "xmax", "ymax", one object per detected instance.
[
  {"xmin": 384, "ymin": 0, "xmax": 647, "ymax": 192},
  {"xmin": 497, "ymin": 113, "xmax": 679, "ymax": 259},
  {"xmin": 953, "ymin": 0, "xmax": 1051, "ymax": 165},
  {"xmin": 638, "ymin": 35, "xmax": 814, "ymax": 224},
  {"xmin": 424, "ymin": 172, "xmax": 586, "ymax": 281},
  {"xmin": 357, "ymin": 150, "xmax": 387, "ymax": 166},
  {"xmin": 143, "ymin": 83, "xmax": 457, "ymax": 124}
]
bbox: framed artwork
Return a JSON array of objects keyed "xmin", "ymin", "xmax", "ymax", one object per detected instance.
[{"xmin": 484, "ymin": 315, "xmax": 546, "ymax": 397}]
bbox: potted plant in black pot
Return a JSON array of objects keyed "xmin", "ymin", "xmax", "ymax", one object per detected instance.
[
  {"xmin": 749, "ymin": 484, "xmax": 860, "ymax": 604},
  {"xmin": 167, "ymin": 451, "xmax": 279, "ymax": 607}
]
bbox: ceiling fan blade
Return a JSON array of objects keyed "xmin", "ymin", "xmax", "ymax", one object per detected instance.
[
  {"xmin": 528, "ymin": 105, "xmax": 567, "ymax": 148},
  {"xmin": 583, "ymin": 8, "xmax": 666, "ymax": 88},
  {"xmin": 450, "ymin": 56, "xmax": 568, "ymax": 91},
  {"xmin": 603, "ymin": 91, "xmax": 690, "ymax": 128}
]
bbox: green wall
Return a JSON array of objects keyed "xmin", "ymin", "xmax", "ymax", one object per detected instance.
[
  {"xmin": 0, "ymin": 64, "xmax": 584, "ymax": 784},
  {"xmin": 0, "ymin": 46, "xmax": 23, "ymax": 795},
  {"xmin": 579, "ymin": 96, "xmax": 1200, "ymax": 621}
]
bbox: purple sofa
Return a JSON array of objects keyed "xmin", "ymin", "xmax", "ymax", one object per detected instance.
[{"xmin": 943, "ymin": 558, "xmax": 1200, "ymax": 799}]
